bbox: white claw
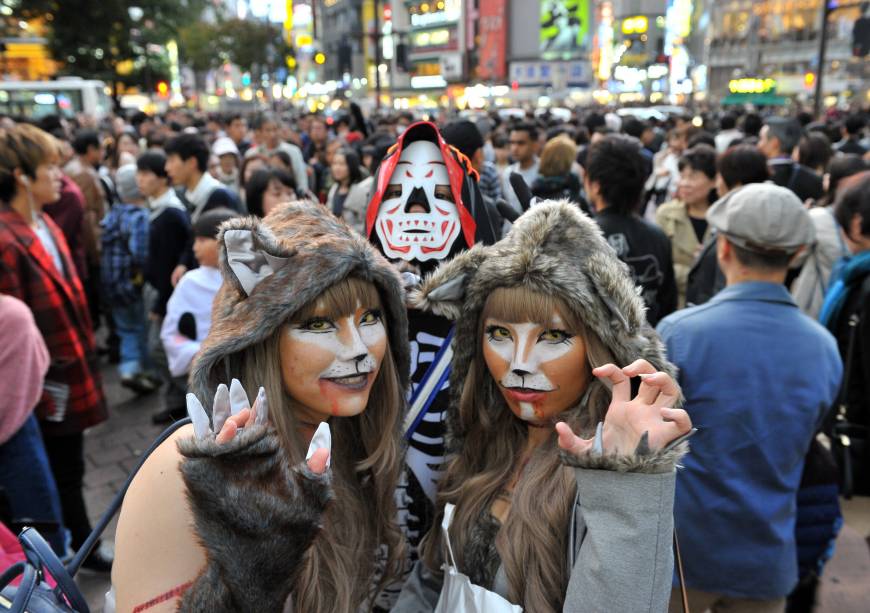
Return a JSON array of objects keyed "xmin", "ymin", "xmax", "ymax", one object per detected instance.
[
  {"xmin": 187, "ymin": 393, "xmax": 211, "ymax": 439},
  {"xmin": 253, "ymin": 387, "xmax": 268, "ymax": 425},
  {"xmin": 229, "ymin": 378, "xmax": 249, "ymax": 415},
  {"xmin": 212, "ymin": 383, "xmax": 230, "ymax": 433},
  {"xmin": 305, "ymin": 422, "xmax": 332, "ymax": 469}
]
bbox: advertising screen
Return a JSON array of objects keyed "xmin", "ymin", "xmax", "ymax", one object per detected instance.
[
  {"xmin": 540, "ymin": 0, "xmax": 591, "ymax": 60},
  {"xmin": 478, "ymin": 0, "xmax": 508, "ymax": 80}
]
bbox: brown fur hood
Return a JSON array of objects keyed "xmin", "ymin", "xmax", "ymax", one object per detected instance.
[
  {"xmin": 189, "ymin": 200, "xmax": 410, "ymax": 406},
  {"xmin": 411, "ymin": 200, "xmax": 675, "ymax": 446}
]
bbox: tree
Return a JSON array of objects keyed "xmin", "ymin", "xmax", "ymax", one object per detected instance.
[
  {"xmin": 15, "ymin": 0, "xmax": 205, "ymax": 102},
  {"xmin": 218, "ymin": 18, "xmax": 291, "ymax": 76}
]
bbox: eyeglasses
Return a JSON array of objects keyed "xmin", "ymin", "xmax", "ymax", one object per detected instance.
[{"xmin": 508, "ymin": 140, "xmax": 529, "ymax": 146}]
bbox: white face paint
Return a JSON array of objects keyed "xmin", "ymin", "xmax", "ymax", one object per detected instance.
[
  {"xmin": 486, "ymin": 322, "xmax": 574, "ymax": 392},
  {"xmin": 288, "ymin": 313, "xmax": 386, "ymax": 381},
  {"xmin": 374, "ymin": 140, "xmax": 461, "ymax": 262},
  {"xmin": 482, "ymin": 314, "xmax": 589, "ymax": 425}
]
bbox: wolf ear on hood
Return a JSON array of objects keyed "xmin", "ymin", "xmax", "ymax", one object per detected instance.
[
  {"xmin": 223, "ymin": 227, "xmax": 292, "ymax": 296},
  {"xmin": 410, "ymin": 243, "xmax": 490, "ymax": 319}
]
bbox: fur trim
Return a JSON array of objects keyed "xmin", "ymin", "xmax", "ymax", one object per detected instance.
[
  {"xmin": 178, "ymin": 424, "xmax": 333, "ymax": 611},
  {"xmin": 413, "ymin": 201, "xmax": 677, "ymax": 449},
  {"xmin": 559, "ymin": 441, "xmax": 689, "ymax": 474},
  {"xmin": 189, "ymin": 201, "xmax": 410, "ymax": 411}
]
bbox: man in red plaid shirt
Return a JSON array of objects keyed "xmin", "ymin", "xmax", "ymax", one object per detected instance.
[{"xmin": 0, "ymin": 123, "xmax": 110, "ymax": 571}]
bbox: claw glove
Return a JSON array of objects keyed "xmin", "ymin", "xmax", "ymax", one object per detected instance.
[{"xmin": 177, "ymin": 381, "xmax": 334, "ymax": 612}]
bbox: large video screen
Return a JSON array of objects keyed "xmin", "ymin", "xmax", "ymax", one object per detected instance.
[{"xmin": 540, "ymin": 0, "xmax": 591, "ymax": 60}]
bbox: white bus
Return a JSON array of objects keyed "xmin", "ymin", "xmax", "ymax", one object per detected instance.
[{"xmin": 0, "ymin": 78, "xmax": 113, "ymax": 120}]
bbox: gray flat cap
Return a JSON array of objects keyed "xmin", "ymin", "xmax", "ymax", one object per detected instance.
[{"xmin": 707, "ymin": 183, "xmax": 815, "ymax": 253}]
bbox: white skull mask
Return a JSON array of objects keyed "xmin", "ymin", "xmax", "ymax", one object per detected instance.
[{"xmin": 374, "ymin": 140, "xmax": 461, "ymax": 262}]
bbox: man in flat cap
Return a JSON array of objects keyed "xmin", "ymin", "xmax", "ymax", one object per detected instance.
[{"xmin": 657, "ymin": 183, "xmax": 843, "ymax": 613}]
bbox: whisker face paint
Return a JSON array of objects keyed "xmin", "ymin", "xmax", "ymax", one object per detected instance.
[
  {"xmin": 281, "ymin": 301, "xmax": 387, "ymax": 422},
  {"xmin": 482, "ymin": 315, "xmax": 590, "ymax": 425}
]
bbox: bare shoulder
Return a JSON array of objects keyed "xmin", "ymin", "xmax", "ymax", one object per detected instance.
[{"xmin": 112, "ymin": 424, "xmax": 205, "ymax": 613}]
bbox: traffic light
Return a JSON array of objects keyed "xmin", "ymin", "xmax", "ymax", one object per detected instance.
[
  {"xmin": 854, "ymin": 17, "xmax": 870, "ymax": 57},
  {"xmin": 338, "ymin": 41, "xmax": 352, "ymax": 74},
  {"xmin": 314, "ymin": 52, "xmax": 326, "ymax": 65},
  {"xmin": 156, "ymin": 81, "xmax": 169, "ymax": 98},
  {"xmin": 395, "ymin": 42, "xmax": 409, "ymax": 72}
]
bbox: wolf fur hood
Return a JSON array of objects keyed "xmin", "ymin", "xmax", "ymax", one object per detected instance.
[
  {"xmin": 189, "ymin": 200, "xmax": 410, "ymax": 406},
  {"xmin": 412, "ymin": 199, "xmax": 676, "ymax": 450}
]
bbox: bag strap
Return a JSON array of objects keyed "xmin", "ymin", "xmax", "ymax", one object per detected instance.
[
  {"xmin": 673, "ymin": 529, "xmax": 690, "ymax": 613},
  {"xmin": 7, "ymin": 563, "xmax": 38, "ymax": 613},
  {"xmin": 18, "ymin": 527, "xmax": 89, "ymax": 612},
  {"xmin": 440, "ymin": 503, "xmax": 459, "ymax": 569},
  {"xmin": 402, "ymin": 327, "xmax": 455, "ymax": 439},
  {"xmin": 66, "ymin": 417, "xmax": 192, "ymax": 575}
]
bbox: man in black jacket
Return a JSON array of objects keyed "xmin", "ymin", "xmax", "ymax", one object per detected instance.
[
  {"xmin": 760, "ymin": 117, "xmax": 823, "ymax": 203},
  {"xmin": 585, "ymin": 134, "xmax": 677, "ymax": 325}
]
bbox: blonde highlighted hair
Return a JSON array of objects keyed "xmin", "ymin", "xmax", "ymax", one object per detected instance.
[
  {"xmin": 422, "ymin": 285, "xmax": 615, "ymax": 612},
  {"xmin": 214, "ymin": 276, "xmax": 405, "ymax": 611},
  {"xmin": 0, "ymin": 124, "xmax": 60, "ymax": 203}
]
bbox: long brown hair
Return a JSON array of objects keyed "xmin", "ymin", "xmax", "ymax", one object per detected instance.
[
  {"xmin": 422, "ymin": 285, "xmax": 614, "ymax": 612},
  {"xmin": 216, "ymin": 276, "xmax": 405, "ymax": 611}
]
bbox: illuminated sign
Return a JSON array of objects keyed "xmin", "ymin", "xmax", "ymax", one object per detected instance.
[
  {"xmin": 728, "ymin": 78, "xmax": 776, "ymax": 94},
  {"xmin": 412, "ymin": 28, "xmax": 451, "ymax": 48},
  {"xmin": 622, "ymin": 16, "xmax": 648, "ymax": 34},
  {"xmin": 409, "ymin": 0, "xmax": 461, "ymax": 27},
  {"xmin": 540, "ymin": 0, "xmax": 591, "ymax": 60}
]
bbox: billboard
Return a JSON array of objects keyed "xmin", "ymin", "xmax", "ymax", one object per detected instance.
[
  {"xmin": 478, "ymin": 0, "xmax": 508, "ymax": 80},
  {"xmin": 540, "ymin": 0, "xmax": 591, "ymax": 60}
]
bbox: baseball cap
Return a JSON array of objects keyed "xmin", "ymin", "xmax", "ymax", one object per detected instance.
[
  {"xmin": 212, "ymin": 136, "xmax": 240, "ymax": 158},
  {"xmin": 706, "ymin": 183, "xmax": 815, "ymax": 254}
]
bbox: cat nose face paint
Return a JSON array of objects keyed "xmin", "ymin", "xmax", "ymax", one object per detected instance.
[
  {"xmin": 281, "ymin": 303, "xmax": 387, "ymax": 421},
  {"xmin": 374, "ymin": 140, "xmax": 461, "ymax": 262},
  {"xmin": 481, "ymin": 315, "xmax": 590, "ymax": 424}
]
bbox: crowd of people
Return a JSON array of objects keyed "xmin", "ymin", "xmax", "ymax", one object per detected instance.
[{"xmin": 0, "ymin": 100, "xmax": 868, "ymax": 611}]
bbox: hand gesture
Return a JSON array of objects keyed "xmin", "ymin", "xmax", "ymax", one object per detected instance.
[
  {"xmin": 556, "ymin": 360, "xmax": 692, "ymax": 458},
  {"xmin": 178, "ymin": 380, "xmax": 333, "ymax": 608}
]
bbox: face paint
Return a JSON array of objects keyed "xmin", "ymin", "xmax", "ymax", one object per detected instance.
[
  {"xmin": 481, "ymin": 315, "xmax": 590, "ymax": 425},
  {"xmin": 281, "ymin": 302, "xmax": 388, "ymax": 422},
  {"xmin": 374, "ymin": 140, "xmax": 461, "ymax": 262}
]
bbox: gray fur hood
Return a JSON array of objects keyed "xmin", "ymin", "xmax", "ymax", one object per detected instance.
[
  {"xmin": 411, "ymin": 200, "xmax": 675, "ymax": 445},
  {"xmin": 189, "ymin": 200, "xmax": 410, "ymax": 406}
]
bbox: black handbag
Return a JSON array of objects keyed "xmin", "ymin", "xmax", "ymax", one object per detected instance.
[
  {"xmin": 829, "ymin": 314, "xmax": 869, "ymax": 498},
  {"xmin": 0, "ymin": 419, "xmax": 191, "ymax": 612}
]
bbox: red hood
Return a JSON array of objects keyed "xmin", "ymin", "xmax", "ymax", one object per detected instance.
[{"xmin": 365, "ymin": 121, "xmax": 477, "ymax": 250}]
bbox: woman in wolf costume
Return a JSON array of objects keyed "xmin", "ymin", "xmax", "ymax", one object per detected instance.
[
  {"xmin": 394, "ymin": 200, "xmax": 693, "ymax": 612},
  {"xmin": 112, "ymin": 201, "xmax": 410, "ymax": 612}
]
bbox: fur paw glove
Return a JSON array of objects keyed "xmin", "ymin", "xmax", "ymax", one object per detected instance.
[{"xmin": 177, "ymin": 424, "xmax": 333, "ymax": 612}]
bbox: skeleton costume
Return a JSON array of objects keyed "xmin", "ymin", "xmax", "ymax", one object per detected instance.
[
  {"xmin": 175, "ymin": 201, "xmax": 410, "ymax": 611},
  {"xmin": 395, "ymin": 200, "xmax": 689, "ymax": 612},
  {"xmin": 364, "ymin": 121, "xmax": 501, "ymax": 596}
]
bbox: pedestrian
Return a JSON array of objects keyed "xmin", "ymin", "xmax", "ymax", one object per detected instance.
[
  {"xmin": 502, "ymin": 122, "xmax": 540, "ymax": 215},
  {"xmin": 586, "ymin": 134, "xmax": 677, "ymax": 326},
  {"xmin": 791, "ymin": 157, "xmax": 868, "ymax": 318},
  {"xmin": 657, "ymin": 183, "xmax": 842, "ymax": 612},
  {"xmin": 441, "ymin": 119, "xmax": 504, "ymax": 205},
  {"xmin": 164, "ymin": 133, "xmax": 241, "ymax": 223},
  {"xmin": 759, "ymin": 117, "xmax": 823, "ymax": 203},
  {"xmin": 325, "ymin": 147, "xmax": 371, "ymax": 235},
  {"xmin": 686, "ymin": 144, "xmax": 769, "ymax": 306},
  {"xmin": 834, "ymin": 114, "xmax": 867, "ymax": 156},
  {"xmin": 715, "ymin": 113, "xmax": 743, "ymax": 153},
  {"xmin": 656, "ymin": 144, "xmax": 717, "ymax": 307},
  {"xmin": 245, "ymin": 113, "xmax": 308, "ymax": 192},
  {"xmin": 0, "ymin": 124, "xmax": 111, "ymax": 571},
  {"xmin": 0, "ymin": 294, "xmax": 65, "ymax": 556},
  {"xmin": 244, "ymin": 167, "xmax": 297, "ymax": 218},
  {"xmin": 135, "ymin": 151, "xmax": 192, "ymax": 424},
  {"xmin": 159, "ymin": 208, "xmax": 238, "ymax": 391},
  {"xmin": 818, "ymin": 173, "xmax": 870, "ymax": 495},
  {"xmin": 210, "ymin": 136, "xmax": 241, "ymax": 197},
  {"xmin": 530, "ymin": 135, "xmax": 584, "ymax": 208},
  {"xmin": 100, "ymin": 164, "xmax": 154, "ymax": 394}
]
